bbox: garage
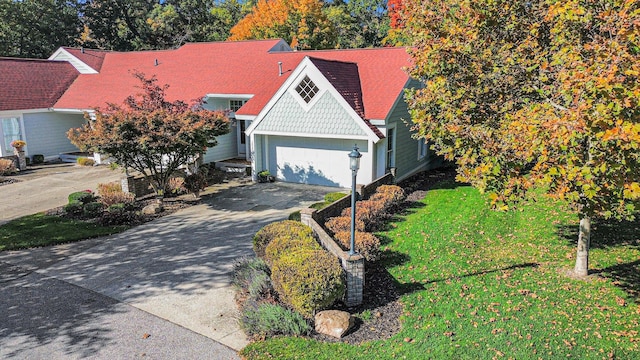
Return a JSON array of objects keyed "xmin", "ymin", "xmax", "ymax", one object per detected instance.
[{"xmin": 266, "ymin": 136, "xmax": 368, "ymax": 188}]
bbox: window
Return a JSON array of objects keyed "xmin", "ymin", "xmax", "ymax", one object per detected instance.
[
  {"xmin": 386, "ymin": 128, "xmax": 395, "ymax": 169},
  {"xmin": 1, "ymin": 117, "xmax": 21, "ymax": 154},
  {"xmin": 418, "ymin": 139, "xmax": 428, "ymax": 160},
  {"xmin": 229, "ymin": 100, "xmax": 246, "ymax": 112},
  {"xmin": 295, "ymin": 76, "xmax": 319, "ymax": 103},
  {"xmin": 240, "ymin": 120, "xmax": 246, "ymax": 145}
]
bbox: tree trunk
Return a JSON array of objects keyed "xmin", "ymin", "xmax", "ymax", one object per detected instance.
[{"xmin": 574, "ymin": 216, "xmax": 591, "ymax": 277}]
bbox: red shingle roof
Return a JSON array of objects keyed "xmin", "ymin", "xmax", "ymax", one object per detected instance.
[
  {"xmin": 0, "ymin": 58, "xmax": 79, "ymax": 111},
  {"xmin": 55, "ymin": 39, "xmax": 411, "ymax": 121}
]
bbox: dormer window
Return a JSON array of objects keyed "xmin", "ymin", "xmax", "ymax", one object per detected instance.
[
  {"xmin": 295, "ymin": 76, "xmax": 319, "ymax": 103},
  {"xmin": 229, "ymin": 99, "xmax": 246, "ymax": 112}
]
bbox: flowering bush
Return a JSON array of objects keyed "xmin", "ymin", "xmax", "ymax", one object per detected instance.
[{"xmin": 10, "ymin": 140, "xmax": 26, "ymax": 149}]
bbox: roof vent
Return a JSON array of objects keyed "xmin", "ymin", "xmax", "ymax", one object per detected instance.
[
  {"xmin": 81, "ymin": 47, "xmax": 85, "ymax": 54},
  {"xmin": 278, "ymin": 62, "xmax": 283, "ymax": 76},
  {"xmin": 154, "ymin": 59, "xmax": 159, "ymax": 66}
]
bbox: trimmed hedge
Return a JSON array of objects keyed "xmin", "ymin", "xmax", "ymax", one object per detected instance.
[
  {"xmin": 325, "ymin": 215, "xmax": 365, "ymax": 235},
  {"xmin": 264, "ymin": 232, "xmax": 321, "ymax": 266},
  {"xmin": 252, "ymin": 220, "xmax": 314, "ymax": 258},
  {"xmin": 334, "ymin": 231, "xmax": 381, "ymax": 262},
  {"xmin": 271, "ymin": 249, "xmax": 345, "ymax": 318}
]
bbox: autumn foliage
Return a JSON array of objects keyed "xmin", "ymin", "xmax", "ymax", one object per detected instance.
[
  {"xmin": 403, "ymin": 0, "xmax": 640, "ymax": 275},
  {"xmin": 68, "ymin": 72, "xmax": 230, "ymax": 197},
  {"xmin": 228, "ymin": 0, "xmax": 336, "ymax": 49}
]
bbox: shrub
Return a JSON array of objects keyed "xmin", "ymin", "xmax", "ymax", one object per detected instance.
[
  {"xmin": 334, "ymin": 231, "xmax": 381, "ymax": 262},
  {"xmin": 77, "ymin": 157, "xmax": 95, "ymax": 166},
  {"xmin": 370, "ymin": 184, "xmax": 406, "ymax": 211},
  {"xmin": 184, "ymin": 172, "xmax": 208, "ymax": 194},
  {"xmin": 68, "ymin": 190, "xmax": 97, "ymax": 205},
  {"xmin": 253, "ymin": 220, "xmax": 313, "ymax": 258},
  {"xmin": 83, "ymin": 202, "xmax": 104, "ymax": 218},
  {"xmin": 271, "ymin": 249, "xmax": 345, "ymax": 318},
  {"xmin": 31, "ymin": 154, "xmax": 44, "ymax": 164},
  {"xmin": 240, "ymin": 302, "xmax": 311, "ymax": 338},
  {"xmin": 264, "ymin": 232, "xmax": 321, "ymax": 266},
  {"xmin": 325, "ymin": 216, "xmax": 365, "ymax": 235},
  {"xmin": 63, "ymin": 202, "xmax": 83, "ymax": 216},
  {"xmin": 166, "ymin": 176, "xmax": 187, "ymax": 195},
  {"xmin": 324, "ymin": 192, "xmax": 348, "ymax": 203},
  {"xmin": 97, "ymin": 182, "xmax": 135, "ymax": 207},
  {"xmin": 341, "ymin": 199, "xmax": 388, "ymax": 231},
  {"xmin": 0, "ymin": 159, "xmax": 16, "ymax": 175},
  {"xmin": 232, "ymin": 257, "xmax": 278, "ymax": 305},
  {"xmin": 99, "ymin": 203, "xmax": 141, "ymax": 226}
]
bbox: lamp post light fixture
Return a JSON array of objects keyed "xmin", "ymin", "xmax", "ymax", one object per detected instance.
[{"xmin": 348, "ymin": 144, "xmax": 362, "ymax": 256}]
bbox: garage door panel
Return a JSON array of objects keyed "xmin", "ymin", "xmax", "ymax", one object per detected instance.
[{"xmin": 268, "ymin": 136, "xmax": 366, "ymax": 188}]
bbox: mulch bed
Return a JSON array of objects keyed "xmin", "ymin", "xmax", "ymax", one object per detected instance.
[{"xmin": 309, "ymin": 167, "xmax": 458, "ymax": 344}]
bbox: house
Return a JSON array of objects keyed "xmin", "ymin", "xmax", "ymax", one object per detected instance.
[
  {"xmin": 3, "ymin": 39, "xmax": 440, "ymax": 187},
  {"xmin": 0, "ymin": 58, "xmax": 81, "ymax": 159}
]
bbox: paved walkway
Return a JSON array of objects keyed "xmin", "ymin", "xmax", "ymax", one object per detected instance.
[
  {"xmin": 0, "ymin": 163, "xmax": 121, "ymax": 225},
  {"xmin": 0, "ymin": 180, "xmax": 335, "ymax": 359}
]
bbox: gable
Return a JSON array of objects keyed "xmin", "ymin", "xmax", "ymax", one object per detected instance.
[{"xmin": 252, "ymin": 91, "xmax": 367, "ymax": 138}]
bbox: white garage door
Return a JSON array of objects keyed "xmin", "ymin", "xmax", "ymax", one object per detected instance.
[{"xmin": 268, "ymin": 136, "xmax": 366, "ymax": 188}]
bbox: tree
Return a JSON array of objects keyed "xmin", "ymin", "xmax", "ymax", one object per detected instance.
[
  {"xmin": 404, "ymin": 0, "xmax": 640, "ymax": 277},
  {"xmin": 228, "ymin": 0, "xmax": 337, "ymax": 50},
  {"xmin": 0, "ymin": 0, "xmax": 81, "ymax": 58},
  {"xmin": 325, "ymin": 0, "xmax": 389, "ymax": 48},
  {"xmin": 382, "ymin": 0, "xmax": 409, "ymax": 46},
  {"xmin": 68, "ymin": 72, "xmax": 230, "ymax": 198}
]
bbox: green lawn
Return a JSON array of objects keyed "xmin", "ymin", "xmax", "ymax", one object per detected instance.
[
  {"xmin": 241, "ymin": 182, "xmax": 640, "ymax": 359},
  {"xmin": 0, "ymin": 213, "xmax": 128, "ymax": 251}
]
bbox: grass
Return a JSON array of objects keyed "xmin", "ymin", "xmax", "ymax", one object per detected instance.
[
  {"xmin": 241, "ymin": 182, "xmax": 640, "ymax": 359},
  {"xmin": 0, "ymin": 213, "xmax": 128, "ymax": 251}
]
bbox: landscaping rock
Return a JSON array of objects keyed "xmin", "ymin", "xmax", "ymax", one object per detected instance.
[
  {"xmin": 142, "ymin": 202, "xmax": 163, "ymax": 215},
  {"xmin": 314, "ymin": 310, "xmax": 354, "ymax": 339}
]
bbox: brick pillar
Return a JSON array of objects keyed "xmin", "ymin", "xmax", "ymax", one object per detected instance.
[
  {"xmin": 342, "ymin": 254, "xmax": 364, "ymax": 307},
  {"xmin": 121, "ymin": 175, "xmax": 136, "ymax": 195}
]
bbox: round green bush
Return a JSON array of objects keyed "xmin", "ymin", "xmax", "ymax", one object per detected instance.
[
  {"xmin": 253, "ymin": 220, "xmax": 313, "ymax": 258},
  {"xmin": 83, "ymin": 202, "xmax": 104, "ymax": 218},
  {"xmin": 263, "ymin": 232, "xmax": 321, "ymax": 266},
  {"xmin": 271, "ymin": 249, "xmax": 345, "ymax": 318},
  {"xmin": 68, "ymin": 191, "xmax": 97, "ymax": 205}
]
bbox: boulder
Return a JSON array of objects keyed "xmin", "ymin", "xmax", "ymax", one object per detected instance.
[
  {"xmin": 142, "ymin": 202, "xmax": 163, "ymax": 215},
  {"xmin": 314, "ymin": 310, "xmax": 354, "ymax": 338}
]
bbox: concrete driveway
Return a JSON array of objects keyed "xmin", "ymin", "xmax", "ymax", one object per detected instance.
[
  {"xmin": 0, "ymin": 163, "xmax": 121, "ymax": 225},
  {"xmin": 0, "ymin": 180, "xmax": 336, "ymax": 359}
]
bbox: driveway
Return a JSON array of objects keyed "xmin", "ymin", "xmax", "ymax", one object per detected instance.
[
  {"xmin": 0, "ymin": 180, "xmax": 337, "ymax": 359},
  {"xmin": 0, "ymin": 163, "xmax": 121, "ymax": 225}
]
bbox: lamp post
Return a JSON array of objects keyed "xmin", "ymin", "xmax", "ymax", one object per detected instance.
[{"xmin": 348, "ymin": 145, "xmax": 362, "ymax": 256}]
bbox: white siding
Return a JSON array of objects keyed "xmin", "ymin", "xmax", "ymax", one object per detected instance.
[{"xmin": 23, "ymin": 112, "xmax": 86, "ymax": 158}]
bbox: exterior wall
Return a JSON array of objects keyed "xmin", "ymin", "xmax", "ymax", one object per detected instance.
[
  {"xmin": 200, "ymin": 100, "xmax": 243, "ymax": 163},
  {"xmin": 22, "ymin": 112, "xmax": 85, "ymax": 159},
  {"xmin": 384, "ymin": 81, "xmax": 441, "ymax": 181},
  {"xmin": 202, "ymin": 125, "xmax": 238, "ymax": 164}
]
